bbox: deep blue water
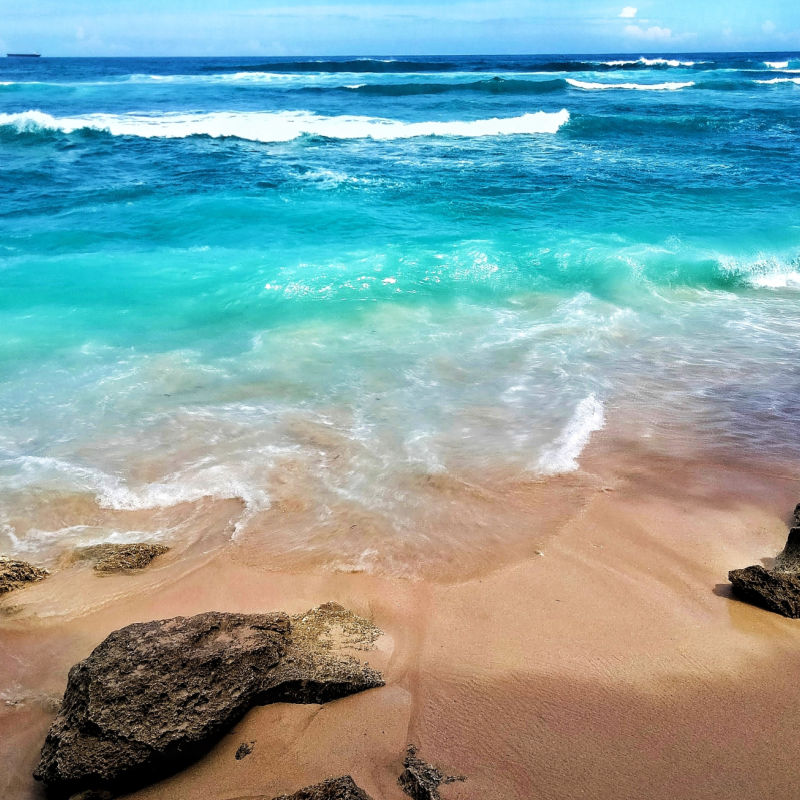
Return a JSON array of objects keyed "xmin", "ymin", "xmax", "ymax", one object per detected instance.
[{"xmin": 2, "ymin": 53, "xmax": 800, "ymax": 565}]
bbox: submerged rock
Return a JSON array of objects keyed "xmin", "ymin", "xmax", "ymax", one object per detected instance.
[
  {"xmin": 272, "ymin": 776, "xmax": 374, "ymax": 800},
  {"xmin": 76, "ymin": 543, "xmax": 169, "ymax": 573},
  {"xmin": 34, "ymin": 605, "xmax": 384, "ymax": 797},
  {"xmin": 0, "ymin": 556, "xmax": 48, "ymax": 595},
  {"xmin": 398, "ymin": 745, "xmax": 466, "ymax": 800},
  {"xmin": 729, "ymin": 518, "xmax": 800, "ymax": 618}
]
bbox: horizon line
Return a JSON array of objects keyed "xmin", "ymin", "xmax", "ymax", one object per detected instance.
[{"xmin": 6, "ymin": 48, "xmax": 800, "ymax": 59}]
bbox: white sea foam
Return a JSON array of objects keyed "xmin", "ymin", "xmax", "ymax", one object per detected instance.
[
  {"xmin": 601, "ymin": 57, "xmax": 696, "ymax": 67},
  {"xmin": 747, "ymin": 270, "xmax": 800, "ymax": 289},
  {"xmin": 535, "ymin": 394, "xmax": 605, "ymax": 475},
  {"xmin": 752, "ymin": 273, "xmax": 800, "ymax": 289},
  {"xmin": 0, "ymin": 108, "xmax": 571, "ymax": 141},
  {"xmin": 764, "ymin": 61, "xmax": 789, "ymax": 69},
  {"xmin": 638, "ymin": 57, "xmax": 696, "ymax": 67},
  {"xmin": 567, "ymin": 78, "xmax": 694, "ymax": 90},
  {"xmin": 755, "ymin": 77, "xmax": 800, "ymax": 85},
  {"xmin": 718, "ymin": 255, "xmax": 800, "ymax": 290},
  {"xmin": 2, "ymin": 455, "xmax": 270, "ymax": 516},
  {"xmin": 4, "ymin": 524, "xmax": 168, "ymax": 554}
]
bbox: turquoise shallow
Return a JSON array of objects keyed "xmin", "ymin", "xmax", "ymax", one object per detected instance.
[{"xmin": 2, "ymin": 53, "xmax": 800, "ymax": 567}]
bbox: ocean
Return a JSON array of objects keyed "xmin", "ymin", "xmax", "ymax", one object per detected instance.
[{"xmin": 2, "ymin": 53, "xmax": 800, "ymax": 574}]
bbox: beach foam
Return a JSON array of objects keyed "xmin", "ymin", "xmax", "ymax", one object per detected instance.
[
  {"xmin": 535, "ymin": 394, "xmax": 605, "ymax": 475},
  {"xmin": 2, "ymin": 454, "xmax": 271, "ymax": 520}
]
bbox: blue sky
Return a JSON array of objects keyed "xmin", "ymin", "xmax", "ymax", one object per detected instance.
[{"xmin": 2, "ymin": 1, "xmax": 799, "ymax": 56}]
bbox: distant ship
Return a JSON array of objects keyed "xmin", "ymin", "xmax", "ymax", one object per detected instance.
[{"xmin": 7, "ymin": 53, "xmax": 41, "ymax": 58}]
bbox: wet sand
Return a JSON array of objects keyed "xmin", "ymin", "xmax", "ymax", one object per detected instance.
[{"xmin": 2, "ymin": 433, "xmax": 800, "ymax": 800}]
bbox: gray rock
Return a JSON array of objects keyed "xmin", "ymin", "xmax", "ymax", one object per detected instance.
[
  {"xmin": 728, "ymin": 505, "xmax": 800, "ymax": 619},
  {"xmin": 774, "ymin": 527, "xmax": 800, "ymax": 573},
  {"xmin": 34, "ymin": 607, "xmax": 384, "ymax": 797},
  {"xmin": 272, "ymin": 776, "xmax": 374, "ymax": 800},
  {"xmin": 398, "ymin": 745, "xmax": 466, "ymax": 800},
  {"xmin": 728, "ymin": 565, "xmax": 800, "ymax": 618},
  {"xmin": 0, "ymin": 556, "xmax": 48, "ymax": 595}
]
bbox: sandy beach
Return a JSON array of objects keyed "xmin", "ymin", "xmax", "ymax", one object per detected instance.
[{"xmin": 3, "ymin": 424, "xmax": 800, "ymax": 800}]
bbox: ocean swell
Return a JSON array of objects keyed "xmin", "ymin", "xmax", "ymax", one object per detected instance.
[{"xmin": 330, "ymin": 77, "xmax": 568, "ymax": 96}]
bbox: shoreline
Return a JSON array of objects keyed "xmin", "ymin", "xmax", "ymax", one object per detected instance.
[
  {"xmin": 3, "ymin": 435, "xmax": 800, "ymax": 799},
  {"xmin": 0, "ymin": 438, "xmax": 800, "ymax": 800}
]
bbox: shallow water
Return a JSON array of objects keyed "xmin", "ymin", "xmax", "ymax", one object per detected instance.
[{"xmin": 2, "ymin": 53, "xmax": 800, "ymax": 569}]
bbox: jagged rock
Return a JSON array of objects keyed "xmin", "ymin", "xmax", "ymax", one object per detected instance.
[
  {"xmin": 728, "ymin": 565, "xmax": 800, "ymax": 618},
  {"xmin": 272, "ymin": 776, "xmax": 374, "ymax": 800},
  {"xmin": 775, "ymin": 527, "xmax": 800, "ymax": 573},
  {"xmin": 398, "ymin": 745, "xmax": 466, "ymax": 800},
  {"xmin": 0, "ymin": 556, "xmax": 48, "ymax": 595},
  {"xmin": 76, "ymin": 543, "xmax": 169, "ymax": 573},
  {"xmin": 728, "ymin": 513, "xmax": 800, "ymax": 618},
  {"xmin": 34, "ymin": 606, "xmax": 384, "ymax": 797}
]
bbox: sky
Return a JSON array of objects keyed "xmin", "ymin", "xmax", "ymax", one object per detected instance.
[{"xmin": 1, "ymin": 0, "xmax": 799, "ymax": 57}]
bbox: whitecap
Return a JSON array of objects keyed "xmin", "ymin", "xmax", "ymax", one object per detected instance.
[
  {"xmin": 748, "ymin": 271, "xmax": 800, "ymax": 289},
  {"xmin": 567, "ymin": 78, "xmax": 694, "ymax": 91},
  {"xmin": 718, "ymin": 255, "xmax": 800, "ymax": 290},
  {"xmin": 600, "ymin": 57, "xmax": 695, "ymax": 67},
  {"xmin": 0, "ymin": 108, "xmax": 571, "ymax": 142},
  {"xmin": 764, "ymin": 60, "xmax": 789, "ymax": 69}
]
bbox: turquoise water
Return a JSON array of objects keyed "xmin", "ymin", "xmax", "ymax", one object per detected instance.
[{"xmin": 2, "ymin": 54, "xmax": 800, "ymax": 567}]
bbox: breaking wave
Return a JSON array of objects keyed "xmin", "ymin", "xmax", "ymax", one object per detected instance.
[
  {"xmin": 0, "ymin": 108, "xmax": 571, "ymax": 142},
  {"xmin": 566, "ymin": 78, "xmax": 694, "ymax": 91},
  {"xmin": 755, "ymin": 77, "xmax": 800, "ymax": 85}
]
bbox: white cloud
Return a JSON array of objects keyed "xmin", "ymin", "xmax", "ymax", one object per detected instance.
[
  {"xmin": 762, "ymin": 20, "xmax": 776, "ymax": 34},
  {"xmin": 619, "ymin": 6, "xmax": 637, "ymax": 19},
  {"xmin": 624, "ymin": 24, "xmax": 673, "ymax": 40}
]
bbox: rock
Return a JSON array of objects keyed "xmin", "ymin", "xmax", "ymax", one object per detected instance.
[
  {"xmin": 728, "ymin": 565, "xmax": 800, "ymax": 618},
  {"xmin": 775, "ymin": 527, "xmax": 800, "ymax": 572},
  {"xmin": 235, "ymin": 741, "xmax": 254, "ymax": 760},
  {"xmin": 793, "ymin": 502, "xmax": 800, "ymax": 527},
  {"xmin": 398, "ymin": 745, "xmax": 466, "ymax": 800},
  {"xmin": 76, "ymin": 543, "xmax": 169, "ymax": 573},
  {"xmin": 0, "ymin": 556, "xmax": 48, "ymax": 595},
  {"xmin": 271, "ymin": 776, "xmax": 374, "ymax": 800},
  {"xmin": 728, "ymin": 515, "xmax": 800, "ymax": 618},
  {"xmin": 34, "ymin": 605, "xmax": 384, "ymax": 797}
]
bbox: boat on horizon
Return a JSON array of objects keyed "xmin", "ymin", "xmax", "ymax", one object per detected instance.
[{"xmin": 7, "ymin": 53, "xmax": 41, "ymax": 58}]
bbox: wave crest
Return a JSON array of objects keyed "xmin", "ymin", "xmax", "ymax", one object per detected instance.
[
  {"xmin": 0, "ymin": 108, "xmax": 571, "ymax": 142},
  {"xmin": 566, "ymin": 78, "xmax": 694, "ymax": 91}
]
